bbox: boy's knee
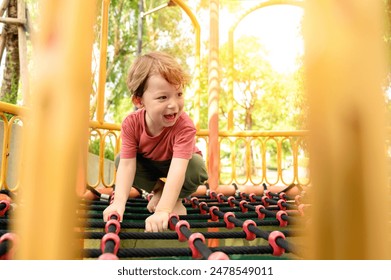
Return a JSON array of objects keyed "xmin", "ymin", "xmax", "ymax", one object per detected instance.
[{"xmin": 185, "ymin": 154, "xmax": 208, "ymax": 186}]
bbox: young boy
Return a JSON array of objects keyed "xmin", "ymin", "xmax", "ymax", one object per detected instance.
[{"xmin": 103, "ymin": 51, "xmax": 208, "ymax": 232}]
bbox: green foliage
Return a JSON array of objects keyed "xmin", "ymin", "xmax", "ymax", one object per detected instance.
[
  {"xmin": 217, "ymin": 35, "xmax": 306, "ymax": 132},
  {"xmin": 101, "ymin": 0, "xmax": 196, "ymax": 123},
  {"xmin": 92, "ymin": 0, "xmax": 308, "ymax": 133},
  {"xmin": 25, "ymin": 0, "xmax": 308, "ymax": 132},
  {"xmin": 88, "ymin": 138, "xmax": 115, "ymax": 161},
  {"xmin": 103, "ymin": 0, "xmax": 139, "ymax": 120}
]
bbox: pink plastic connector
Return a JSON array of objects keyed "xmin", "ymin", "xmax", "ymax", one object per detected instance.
[
  {"xmin": 209, "ymin": 206, "xmax": 220, "ymax": 221},
  {"xmin": 276, "ymin": 210, "xmax": 288, "ymax": 227},
  {"xmin": 268, "ymin": 231, "xmax": 286, "ymax": 256},
  {"xmin": 101, "ymin": 232, "xmax": 120, "ymax": 255},
  {"xmin": 175, "ymin": 220, "xmax": 191, "ymax": 242},
  {"xmin": 242, "ymin": 220, "xmax": 257, "ymax": 241},
  {"xmin": 0, "ymin": 200, "xmax": 10, "ymax": 217},
  {"xmin": 105, "ymin": 219, "xmax": 121, "ymax": 234},
  {"xmin": 223, "ymin": 212, "xmax": 236, "ymax": 229},
  {"xmin": 188, "ymin": 233, "xmax": 206, "ymax": 259}
]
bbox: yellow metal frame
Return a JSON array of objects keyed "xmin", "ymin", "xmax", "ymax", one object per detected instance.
[
  {"xmin": 0, "ymin": 0, "xmax": 388, "ymax": 261},
  {"xmin": 0, "ymin": 1, "xmax": 310, "ymax": 192},
  {"xmin": 0, "ymin": 0, "xmax": 390, "ymax": 259},
  {"xmin": 12, "ymin": 0, "xmax": 97, "ymax": 259},
  {"xmin": 95, "ymin": 0, "xmax": 110, "ymax": 125}
]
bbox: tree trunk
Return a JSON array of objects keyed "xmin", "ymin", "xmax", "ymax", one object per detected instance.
[{"xmin": 0, "ymin": 0, "xmax": 19, "ymax": 105}]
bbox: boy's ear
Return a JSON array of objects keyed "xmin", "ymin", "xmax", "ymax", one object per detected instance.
[{"xmin": 132, "ymin": 96, "xmax": 143, "ymax": 109}]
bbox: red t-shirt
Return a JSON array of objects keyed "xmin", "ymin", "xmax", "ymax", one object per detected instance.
[{"xmin": 120, "ymin": 108, "xmax": 202, "ymax": 161}]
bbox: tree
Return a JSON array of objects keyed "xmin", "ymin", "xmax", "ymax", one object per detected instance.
[
  {"xmin": 0, "ymin": 0, "xmax": 19, "ymax": 106},
  {"xmin": 218, "ymin": 33, "xmax": 306, "ymax": 174},
  {"xmin": 89, "ymin": 0, "xmax": 139, "ymax": 123},
  {"xmin": 89, "ymin": 0, "xmax": 195, "ymax": 124},
  {"xmin": 218, "ymin": 35, "xmax": 306, "ymax": 132}
]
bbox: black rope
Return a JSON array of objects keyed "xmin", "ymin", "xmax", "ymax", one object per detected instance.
[
  {"xmin": 83, "ymin": 203, "xmax": 270, "ymax": 214},
  {"xmin": 83, "ymin": 245, "xmax": 280, "ymax": 259},
  {"xmin": 102, "ymin": 239, "xmax": 116, "ymax": 254},
  {"xmin": 170, "ymin": 215, "xmax": 216, "ymax": 259},
  {"xmin": 81, "ymin": 209, "xmax": 299, "ymax": 221},
  {"xmin": 100, "ymin": 214, "xmax": 121, "ymax": 256},
  {"xmin": 210, "ymin": 191, "xmax": 298, "ymax": 213},
  {"xmin": 86, "ymin": 186, "xmax": 106, "ymax": 199},
  {"xmin": 0, "ymin": 189, "xmax": 308, "ymax": 260},
  {"xmin": 85, "ymin": 247, "xmax": 191, "ymax": 258},
  {"xmin": 0, "ymin": 218, "xmax": 9, "ymax": 227},
  {"xmin": 188, "ymin": 195, "xmax": 301, "ymax": 256},
  {"xmin": 83, "ymin": 217, "xmax": 286, "ymax": 230},
  {"xmin": 0, "ymin": 239, "xmax": 9, "ymax": 257},
  {"xmin": 78, "ymin": 229, "xmax": 301, "ymax": 240},
  {"xmin": 0, "ymin": 202, "xmax": 7, "ymax": 211}
]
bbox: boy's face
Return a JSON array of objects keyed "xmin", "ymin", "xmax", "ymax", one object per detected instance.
[{"xmin": 140, "ymin": 74, "xmax": 184, "ymax": 136}]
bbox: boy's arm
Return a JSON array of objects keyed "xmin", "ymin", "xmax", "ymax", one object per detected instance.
[
  {"xmin": 145, "ymin": 157, "xmax": 189, "ymax": 232},
  {"xmin": 103, "ymin": 158, "xmax": 136, "ymax": 222}
]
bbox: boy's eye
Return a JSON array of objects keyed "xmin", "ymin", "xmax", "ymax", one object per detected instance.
[
  {"xmin": 157, "ymin": 96, "xmax": 166, "ymax": 100},
  {"xmin": 178, "ymin": 92, "xmax": 183, "ymax": 97}
]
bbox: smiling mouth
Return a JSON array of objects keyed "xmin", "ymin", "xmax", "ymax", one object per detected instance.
[{"xmin": 164, "ymin": 113, "xmax": 177, "ymax": 121}]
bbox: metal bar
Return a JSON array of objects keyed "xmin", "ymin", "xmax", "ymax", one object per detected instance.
[
  {"xmin": 304, "ymin": 0, "xmax": 390, "ymax": 259},
  {"xmin": 13, "ymin": 0, "xmax": 97, "ymax": 259},
  {"xmin": 96, "ymin": 0, "xmax": 110, "ymax": 124},
  {"xmin": 141, "ymin": 3, "xmax": 168, "ymax": 17},
  {"xmin": 207, "ymin": 0, "xmax": 220, "ymax": 191}
]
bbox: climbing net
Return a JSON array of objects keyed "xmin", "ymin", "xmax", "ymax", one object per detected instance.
[
  {"xmin": 0, "ymin": 186, "xmax": 309, "ymax": 260},
  {"xmin": 81, "ymin": 186, "xmax": 309, "ymax": 260}
]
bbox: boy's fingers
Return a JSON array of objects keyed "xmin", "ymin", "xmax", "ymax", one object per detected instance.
[
  {"xmin": 162, "ymin": 220, "xmax": 168, "ymax": 231},
  {"xmin": 145, "ymin": 223, "xmax": 151, "ymax": 232}
]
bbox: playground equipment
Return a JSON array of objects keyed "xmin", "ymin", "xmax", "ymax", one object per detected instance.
[{"xmin": 0, "ymin": 0, "xmax": 390, "ymax": 260}]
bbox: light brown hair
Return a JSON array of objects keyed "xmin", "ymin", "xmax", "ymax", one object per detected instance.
[{"xmin": 126, "ymin": 51, "xmax": 190, "ymax": 102}]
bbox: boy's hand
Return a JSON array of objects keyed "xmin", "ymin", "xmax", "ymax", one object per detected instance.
[
  {"xmin": 103, "ymin": 202, "xmax": 125, "ymax": 222},
  {"xmin": 145, "ymin": 211, "xmax": 170, "ymax": 232}
]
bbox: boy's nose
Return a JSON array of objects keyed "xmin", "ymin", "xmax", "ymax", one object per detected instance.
[{"xmin": 167, "ymin": 100, "xmax": 176, "ymax": 109}]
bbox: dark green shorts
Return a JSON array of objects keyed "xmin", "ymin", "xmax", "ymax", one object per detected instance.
[{"xmin": 115, "ymin": 153, "xmax": 208, "ymax": 198}]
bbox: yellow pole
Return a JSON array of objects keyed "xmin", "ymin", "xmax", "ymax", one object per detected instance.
[
  {"xmin": 0, "ymin": 101, "xmax": 28, "ymax": 116},
  {"xmin": 304, "ymin": 0, "xmax": 390, "ymax": 259},
  {"xmin": 227, "ymin": 29, "xmax": 234, "ymax": 131},
  {"xmin": 0, "ymin": 114, "xmax": 9, "ymax": 190},
  {"xmin": 96, "ymin": 0, "xmax": 110, "ymax": 124},
  {"xmin": 13, "ymin": 0, "xmax": 96, "ymax": 259},
  {"xmin": 208, "ymin": 0, "xmax": 220, "ymax": 191},
  {"xmin": 172, "ymin": 0, "xmax": 201, "ymax": 129}
]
